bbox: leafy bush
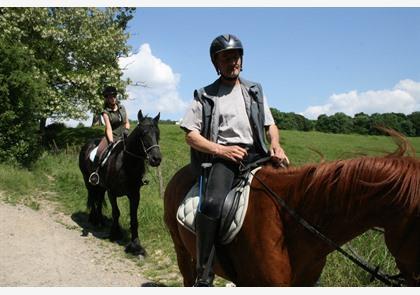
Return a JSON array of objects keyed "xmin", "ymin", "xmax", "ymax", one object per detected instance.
[{"xmin": 0, "ymin": 39, "xmax": 47, "ymax": 167}]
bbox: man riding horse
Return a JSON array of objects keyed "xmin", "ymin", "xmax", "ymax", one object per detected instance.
[{"xmin": 180, "ymin": 34, "xmax": 289, "ymax": 286}]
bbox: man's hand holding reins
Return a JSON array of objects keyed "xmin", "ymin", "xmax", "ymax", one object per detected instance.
[
  {"xmin": 185, "ymin": 130, "xmax": 248, "ymax": 163},
  {"xmin": 270, "ymin": 143, "xmax": 289, "ymax": 167},
  {"xmin": 215, "ymin": 145, "xmax": 248, "ymax": 163},
  {"xmin": 266, "ymin": 124, "xmax": 289, "ymax": 167}
]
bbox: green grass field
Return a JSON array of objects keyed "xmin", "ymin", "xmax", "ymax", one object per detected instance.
[{"xmin": 1, "ymin": 124, "xmax": 419, "ymax": 286}]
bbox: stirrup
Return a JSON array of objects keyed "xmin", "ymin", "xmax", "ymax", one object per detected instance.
[{"xmin": 88, "ymin": 172, "xmax": 100, "ymax": 185}]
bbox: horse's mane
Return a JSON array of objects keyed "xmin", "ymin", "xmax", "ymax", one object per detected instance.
[{"xmin": 275, "ymin": 130, "xmax": 420, "ymax": 221}]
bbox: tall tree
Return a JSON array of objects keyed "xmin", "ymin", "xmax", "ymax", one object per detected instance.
[
  {"xmin": 0, "ymin": 7, "xmax": 135, "ymax": 130},
  {"xmin": 0, "ymin": 39, "xmax": 47, "ymax": 166},
  {"xmin": 407, "ymin": 112, "xmax": 420, "ymax": 136},
  {"xmin": 353, "ymin": 112, "xmax": 371, "ymax": 135}
]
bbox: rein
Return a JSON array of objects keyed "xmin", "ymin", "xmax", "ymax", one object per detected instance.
[{"xmin": 240, "ymin": 161, "xmax": 405, "ymax": 287}]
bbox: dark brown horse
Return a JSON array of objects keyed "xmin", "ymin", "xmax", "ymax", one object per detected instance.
[
  {"xmin": 164, "ymin": 131, "xmax": 419, "ymax": 286},
  {"xmin": 79, "ymin": 110, "xmax": 161, "ymax": 256}
]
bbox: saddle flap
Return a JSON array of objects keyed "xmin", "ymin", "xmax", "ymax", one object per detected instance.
[
  {"xmin": 176, "ymin": 167, "xmax": 262, "ymax": 245},
  {"xmin": 89, "ymin": 146, "xmax": 99, "ymax": 162}
]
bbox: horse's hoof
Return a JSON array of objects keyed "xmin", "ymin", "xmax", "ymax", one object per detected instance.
[{"xmin": 125, "ymin": 242, "xmax": 147, "ymax": 257}]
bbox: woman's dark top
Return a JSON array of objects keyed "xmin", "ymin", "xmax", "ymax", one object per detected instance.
[{"xmin": 102, "ymin": 104, "xmax": 127, "ymax": 140}]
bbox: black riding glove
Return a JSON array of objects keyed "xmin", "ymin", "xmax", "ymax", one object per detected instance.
[{"xmin": 123, "ymin": 128, "xmax": 129, "ymax": 138}]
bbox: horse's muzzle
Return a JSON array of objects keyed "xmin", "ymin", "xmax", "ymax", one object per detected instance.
[{"xmin": 148, "ymin": 154, "xmax": 162, "ymax": 167}]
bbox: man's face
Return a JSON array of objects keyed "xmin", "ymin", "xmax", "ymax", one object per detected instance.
[{"xmin": 215, "ymin": 49, "xmax": 242, "ymax": 79}]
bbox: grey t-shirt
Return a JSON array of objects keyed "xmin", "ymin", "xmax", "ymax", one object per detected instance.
[
  {"xmin": 216, "ymin": 83, "xmax": 253, "ymax": 145},
  {"xmin": 181, "ymin": 82, "xmax": 275, "ymax": 145}
]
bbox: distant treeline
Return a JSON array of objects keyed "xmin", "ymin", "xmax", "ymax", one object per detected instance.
[{"xmin": 270, "ymin": 109, "xmax": 420, "ymax": 137}]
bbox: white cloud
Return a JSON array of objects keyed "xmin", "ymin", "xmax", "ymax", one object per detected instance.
[
  {"xmin": 119, "ymin": 44, "xmax": 188, "ymax": 121},
  {"xmin": 50, "ymin": 44, "xmax": 187, "ymax": 127},
  {"xmin": 301, "ymin": 79, "xmax": 420, "ymax": 119}
]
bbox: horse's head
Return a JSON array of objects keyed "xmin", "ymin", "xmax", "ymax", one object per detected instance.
[
  {"xmin": 385, "ymin": 214, "xmax": 420, "ymax": 286},
  {"xmin": 128, "ymin": 110, "xmax": 162, "ymax": 167}
]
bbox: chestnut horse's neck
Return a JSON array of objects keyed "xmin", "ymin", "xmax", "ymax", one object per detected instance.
[{"xmin": 257, "ymin": 154, "xmax": 419, "ymax": 251}]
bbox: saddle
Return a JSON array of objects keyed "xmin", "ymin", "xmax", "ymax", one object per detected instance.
[
  {"xmin": 176, "ymin": 166, "xmax": 262, "ymax": 244},
  {"xmin": 89, "ymin": 140, "xmax": 122, "ymax": 166},
  {"xmin": 88, "ymin": 140, "xmax": 122, "ymax": 186}
]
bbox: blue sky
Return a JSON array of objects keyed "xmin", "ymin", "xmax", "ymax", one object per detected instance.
[{"xmin": 118, "ymin": 7, "xmax": 420, "ymax": 123}]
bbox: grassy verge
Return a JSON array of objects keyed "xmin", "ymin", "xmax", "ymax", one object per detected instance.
[{"xmin": 1, "ymin": 125, "xmax": 419, "ymax": 286}]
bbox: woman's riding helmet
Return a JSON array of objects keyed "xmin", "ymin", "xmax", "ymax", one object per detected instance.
[{"xmin": 103, "ymin": 86, "xmax": 118, "ymax": 97}]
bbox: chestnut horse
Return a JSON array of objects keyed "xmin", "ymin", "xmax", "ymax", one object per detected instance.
[{"xmin": 164, "ymin": 132, "xmax": 419, "ymax": 286}]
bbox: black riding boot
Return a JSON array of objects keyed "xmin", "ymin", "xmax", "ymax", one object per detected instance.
[{"xmin": 194, "ymin": 212, "xmax": 219, "ymax": 287}]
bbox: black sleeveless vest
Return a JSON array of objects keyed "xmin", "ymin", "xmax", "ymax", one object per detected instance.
[{"xmin": 190, "ymin": 77, "xmax": 270, "ymax": 177}]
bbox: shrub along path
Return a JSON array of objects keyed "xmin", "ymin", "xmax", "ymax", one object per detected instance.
[{"xmin": 0, "ymin": 196, "xmax": 152, "ymax": 287}]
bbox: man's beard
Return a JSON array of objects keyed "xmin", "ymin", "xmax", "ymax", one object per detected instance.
[{"xmin": 220, "ymin": 67, "xmax": 241, "ymax": 80}]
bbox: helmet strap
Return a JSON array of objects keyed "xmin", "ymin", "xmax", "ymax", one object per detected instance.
[
  {"xmin": 220, "ymin": 73, "xmax": 240, "ymax": 81},
  {"xmin": 217, "ymin": 65, "xmax": 242, "ymax": 81}
]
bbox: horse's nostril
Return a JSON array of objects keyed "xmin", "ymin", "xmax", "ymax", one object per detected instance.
[{"xmin": 149, "ymin": 156, "xmax": 161, "ymax": 167}]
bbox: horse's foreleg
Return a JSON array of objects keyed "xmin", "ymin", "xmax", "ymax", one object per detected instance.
[
  {"xmin": 294, "ymin": 258, "xmax": 326, "ymax": 286},
  {"xmin": 176, "ymin": 240, "xmax": 196, "ymax": 286},
  {"xmin": 108, "ymin": 192, "xmax": 123, "ymax": 241},
  {"xmin": 167, "ymin": 227, "xmax": 196, "ymax": 286},
  {"xmin": 124, "ymin": 192, "xmax": 146, "ymax": 256}
]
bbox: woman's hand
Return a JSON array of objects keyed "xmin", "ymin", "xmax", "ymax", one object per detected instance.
[{"xmin": 123, "ymin": 128, "xmax": 129, "ymax": 138}]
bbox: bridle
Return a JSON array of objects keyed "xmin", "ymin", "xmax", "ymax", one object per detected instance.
[{"xmin": 123, "ymin": 124, "xmax": 160, "ymax": 161}]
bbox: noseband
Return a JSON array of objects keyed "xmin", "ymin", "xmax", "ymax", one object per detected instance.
[
  {"xmin": 140, "ymin": 140, "xmax": 160, "ymax": 160},
  {"xmin": 123, "ymin": 125, "xmax": 160, "ymax": 160}
]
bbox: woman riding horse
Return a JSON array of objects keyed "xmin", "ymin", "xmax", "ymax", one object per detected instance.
[{"xmin": 89, "ymin": 86, "xmax": 130, "ymax": 185}]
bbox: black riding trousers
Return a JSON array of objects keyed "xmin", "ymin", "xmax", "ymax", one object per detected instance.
[{"xmin": 198, "ymin": 149, "xmax": 264, "ymax": 219}]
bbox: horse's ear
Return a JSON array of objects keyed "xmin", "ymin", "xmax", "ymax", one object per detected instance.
[
  {"xmin": 154, "ymin": 112, "xmax": 160, "ymax": 123},
  {"xmin": 137, "ymin": 110, "xmax": 144, "ymax": 121}
]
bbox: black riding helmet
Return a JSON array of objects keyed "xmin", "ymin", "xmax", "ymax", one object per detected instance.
[
  {"xmin": 102, "ymin": 86, "xmax": 118, "ymax": 97},
  {"xmin": 210, "ymin": 34, "xmax": 243, "ymax": 73}
]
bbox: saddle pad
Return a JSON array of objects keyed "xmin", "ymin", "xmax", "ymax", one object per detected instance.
[
  {"xmin": 89, "ymin": 146, "xmax": 98, "ymax": 162},
  {"xmin": 176, "ymin": 167, "xmax": 261, "ymax": 244}
]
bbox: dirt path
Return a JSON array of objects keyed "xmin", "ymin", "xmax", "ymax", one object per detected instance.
[{"xmin": 0, "ymin": 200, "xmax": 152, "ymax": 287}]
